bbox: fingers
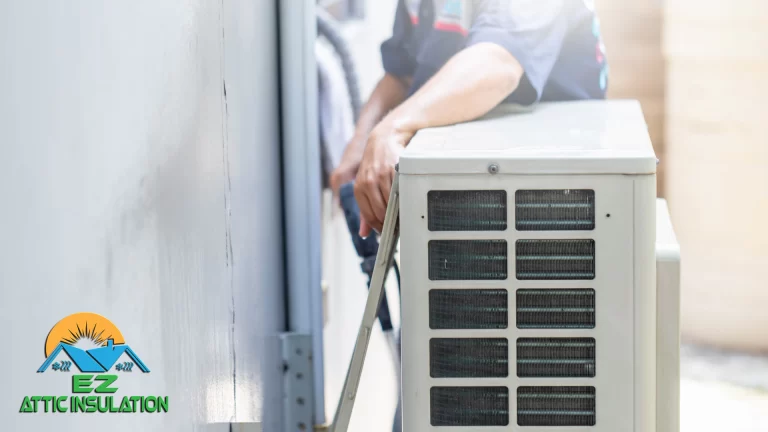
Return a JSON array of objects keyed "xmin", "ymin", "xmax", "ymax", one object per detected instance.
[
  {"xmin": 380, "ymin": 165, "xmax": 394, "ymax": 210},
  {"xmin": 368, "ymin": 174, "xmax": 388, "ymax": 231},
  {"xmin": 329, "ymin": 169, "xmax": 347, "ymax": 197},
  {"xmin": 355, "ymin": 164, "xmax": 394, "ymax": 234},
  {"xmin": 359, "ymin": 217, "xmax": 372, "ymax": 239},
  {"xmin": 354, "ymin": 177, "xmax": 381, "ymax": 236}
]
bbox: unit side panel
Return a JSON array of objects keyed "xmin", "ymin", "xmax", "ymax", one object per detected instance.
[
  {"xmin": 634, "ymin": 175, "xmax": 658, "ymax": 432},
  {"xmin": 399, "ymin": 174, "xmax": 635, "ymax": 432}
]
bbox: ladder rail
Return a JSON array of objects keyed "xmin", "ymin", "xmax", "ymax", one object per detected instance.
[{"xmin": 330, "ymin": 170, "xmax": 401, "ymax": 432}]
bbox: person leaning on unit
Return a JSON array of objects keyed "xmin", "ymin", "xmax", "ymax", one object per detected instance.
[{"xmin": 329, "ymin": 1, "xmax": 609, "ymax": 431}]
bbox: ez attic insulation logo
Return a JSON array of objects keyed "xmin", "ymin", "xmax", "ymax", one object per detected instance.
[{"xmin": 19, "ymin": 312, "xmax": 169, "ymax": 414}]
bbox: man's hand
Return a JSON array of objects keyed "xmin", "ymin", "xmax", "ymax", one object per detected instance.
[
  {"xmin": 352, "ymin": 42, "xmax": 523, "ymax": 237},
  {"xmin": 354, "ymin": 122, "xmax": 414, "ymax": 237},
  {"xmin": 329, "ymin": 135, "xmax": 366, "ymax": 196},
  {"xmin": 329, "ymin": 74, "xmax": 411, "ymax": 197}
]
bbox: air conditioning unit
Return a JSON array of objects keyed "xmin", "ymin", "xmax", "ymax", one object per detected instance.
[
  {"xmin": 396, "ymin": 100, "xmax": 678, "ymax": 432},
  {"xmin": 330, "ymin": 100, "xmax": 679, "ymax": 432}
]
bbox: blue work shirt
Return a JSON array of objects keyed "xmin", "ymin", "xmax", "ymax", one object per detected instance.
[{"xmin": 381, "ymin": 0, "xmax": 608, "ymax": 105}]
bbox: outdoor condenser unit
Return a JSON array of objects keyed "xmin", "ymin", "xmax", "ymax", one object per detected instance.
[{"xmin": 331, "ymin": 100, "xmax": 680, "ymax": 432}]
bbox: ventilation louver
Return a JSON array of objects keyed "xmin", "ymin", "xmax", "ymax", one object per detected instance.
[
  {"xmin": 517, "ymin": 338, "xmax": 596, "ymax": 378},
  {"xmin": 429, "ymin": 240, "xmax": 507, "ymax": 280},
  {"xmin": 430, "ymin": 338, "xmax": 508, "ymax": 378},
  {"xmin": 516, "ymin": 239, "xmax": 595, "ymax": 280},
  {"xmin": 430, "ymin": 386, "xmax": 509, "ymax": 426},
  {"xmin": 428, "ymin": 190, "xmax": 507, "ymax": 231},
  {"xmin": 516, "ymin": 189, "xmax": 595, "ymax": 231},
  {"xmin": 516, "ymin": 289, "xmax": 596, "ymax": 329},
  {"xmin": 429, "ymin": 289, "xmax": 508, "ymax": 329},
  {"xmin": 517, "ymin": 386, "xmax": 596, "ymax": 426}
]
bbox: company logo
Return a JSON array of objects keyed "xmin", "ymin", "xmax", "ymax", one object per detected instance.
[{"xmin": 19, "ymin": 312, "xmax": 168, "ymax": 414}]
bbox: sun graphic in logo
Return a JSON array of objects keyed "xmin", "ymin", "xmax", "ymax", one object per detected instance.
[{"xmin": 43, "ymin": 312, "xmax": 125, "ymax": 357}]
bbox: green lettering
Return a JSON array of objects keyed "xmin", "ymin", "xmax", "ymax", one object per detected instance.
[
  {"xmin": 41, "ymin": 396, "xmax": 52, "ymax": 413},
  {"xmin": 97, "ymin": 396, "xmax": 109, "ymax": 413},
  {"xmin": 130, "ymin": 396, "xmax": 142, "ymax": 413},
  {"xmin": 72, "ymin": 396, "xmax": 85, "ymax": 412},
  {"xmin": 156, "ymin": 396, "xmax": 169, "ymax": 413},
  {"xmin": 119, "ymin": 396, "xmax": 133, "ymax": 413},
  {"xmin": 19, "ymin": 396, "xmax": 33, "ymax": 413},
  {"xmin": 56, "ymin": 396, "xmax": 67, "ymax": 413},
  {"xmin": 94, "ymin": 374, "xmax": 118, "ymax": 393},
  {"xmin": 85, "ymin": 396, "xmax": 97, "ymax": 413},
  {"xmin": 108, "ymin": 395, "xmax": 119, "ymax": 412},
  {"xmin": 73, "ymin": 375, "xmax": 94, "ymax": 393},
  {"xmin": 30, "ymin": 396, "xmax": 41, "ymax": 413},
  {"xmin": 144, "ymin": 396, "xmax": 157, "ymax": 413}
]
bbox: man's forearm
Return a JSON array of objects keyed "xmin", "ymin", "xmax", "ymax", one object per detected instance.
[
  {"xmin": 351, "ymin": 73, "xmax": 410, "ymax": 145},
  {"xmin": 378, "ymin": 42, "xmax": 524, "ymax": 138}
]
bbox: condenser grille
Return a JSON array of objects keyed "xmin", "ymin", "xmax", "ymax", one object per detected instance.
[
  {"xmin": 428, "ymin": 190, "xmax": 507, "ymax": 231},
  {"xmin": 430, "ymin": 338, "xmax": 508, "ymax": 378},
  {"xmin": 429, "ymin": 240, "xmax": 508, "ymax": 280},
  {"xmin": 515, "ymin": 189, "xmax": 595, "ymax": 231},
  {"xmin": 517, "ymin": 386, "xmax": 596, "ymax": 426},
  {"xmin": 516, "ymin": 239, "xmax": 595, "ymax": 280},
  {"xmin": 429, "ymin": 289, "xmax": 508, "ymax": 329},
  {"xmin": 517, "ymin": 338, "xmax": 596, "ymax": 378},
  {"xmin": 516, "ymin": 289, "xmax": 595, "ymax": 329},
  {"xmin": 431, "ymin": 387, "xmax": 509, "ymax": 426}
]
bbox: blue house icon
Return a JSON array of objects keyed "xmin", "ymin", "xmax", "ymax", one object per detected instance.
[
  {"xmin": 38, "ymin": 339, "xmax": 149, "ymax": 373},
  {"xmin": 88, "ymin": 339, "xmax": 150, "ymax": 373}
]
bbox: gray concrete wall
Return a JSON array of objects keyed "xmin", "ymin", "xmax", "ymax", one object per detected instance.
[{"xmin": 0, "ymin": 1, "xmax": 284, "ymax": 430}]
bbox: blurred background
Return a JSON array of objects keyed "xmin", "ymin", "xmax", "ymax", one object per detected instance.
[{"xmin": 317, "ymin": 0, "xmax": 768, "ymax": 431}]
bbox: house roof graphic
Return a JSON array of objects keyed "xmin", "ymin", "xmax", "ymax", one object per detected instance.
[
  {"xmin": 38, "ymin": 339, "xmax": 149, "ymax": 373},
  {"xmin": 88, "ymin": 340, "xmax": 150, "ymax": 372}
]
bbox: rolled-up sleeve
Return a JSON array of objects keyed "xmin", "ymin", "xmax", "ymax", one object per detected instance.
[
  {"xmin": 466, "ymin": 0, "xmax": 567, "ymax": 105},
  {"xmin": 380, "ymin": 0, "xmax": 417, "ymax": 79}
]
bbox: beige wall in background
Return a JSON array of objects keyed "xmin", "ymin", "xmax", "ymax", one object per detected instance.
[
  {"xmin": 664, "ymin": 0, "xmax": 768, "ymax": 353},
  {"xmin": 596, "ymin": 0, "xmax": 667, "ymax": 197}
]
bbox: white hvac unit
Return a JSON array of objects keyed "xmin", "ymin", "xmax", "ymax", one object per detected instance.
[{"xmin": 331, "ymin": 100, "xmax": 679, "ymax": 432}]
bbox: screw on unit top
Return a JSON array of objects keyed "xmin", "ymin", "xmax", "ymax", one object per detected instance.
[{"xmin": 488, "ymin": 163, "xmax": 499, "ymax": 174}]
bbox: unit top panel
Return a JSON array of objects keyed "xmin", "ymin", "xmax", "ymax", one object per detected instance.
[{"xmin": 400, "ymin": 100, "xmax": 657, "ymax": 175}]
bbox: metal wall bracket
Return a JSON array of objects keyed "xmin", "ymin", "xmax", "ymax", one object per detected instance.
[
  {"xmin": 231, "ymin": 424, "xmax": 263, "ymax": 432},
  {"xmin": 281, "ymin": 332, "xmax": 315, "ymax": 432}
]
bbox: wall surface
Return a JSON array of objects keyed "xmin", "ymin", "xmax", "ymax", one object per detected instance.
[{"xmin": 0, "ymin": 1, "xmax": 285, "ymax": 431}]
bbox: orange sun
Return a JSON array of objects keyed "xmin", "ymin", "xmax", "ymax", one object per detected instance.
[{"xmin": 44, "ymin": 312, "xmax": 125, "ymax": 357}]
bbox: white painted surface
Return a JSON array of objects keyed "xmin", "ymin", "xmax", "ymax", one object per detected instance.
[
  {"xmin": 400, "ymin": 100, "xmax": 658, "ymax": 175},
  {"xmin": 0, "ymin": 1, "xmax": 284, "ymax": 431},
  {"xmin": 656, "ymin": 199, "xmax": 681, "ymax": 432},
  {"xmin": 399, "ymin": 174, "xmax": 641, "ymax": 432}
]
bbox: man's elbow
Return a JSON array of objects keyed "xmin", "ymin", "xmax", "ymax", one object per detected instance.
[{"xmin": 471, "ymin": 42, "xmax": 524, "ymax": 94}]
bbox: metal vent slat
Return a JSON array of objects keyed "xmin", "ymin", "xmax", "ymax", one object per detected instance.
[
  {"xmin": 429, "ymin": 240, "xmax": 508, "ymax": 280},
  {"xmin": 430, "ymin": 338, "xmax": 509, "ymax": 378},
  {"xmin": 517, "ymin": 386, "xmax": 596, "ymax": 426},
  {"xmin": 429, "ymin": 289, "xmax": 508, "ymax": 329},
  {"xmin": 516, "ymin": 289, "xmax": 595, "ymax": 329},
  {"xmin": 515, "ymin": 190, "xmax": 595, "ymax": 231},
  {"xmin": 428, "ymin": 190, "xmax": 507, "ymax": 231},
  {"xmin": 431, "ymin": 387, "xmax": 509, "ymax": 426},
  {"xmin": 517, "ymin": 338, "xmax": 596, "ymax": 377},
  {"xmin": 516, "ymin": 239, "xmax": 595, "ymax": 280}
]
